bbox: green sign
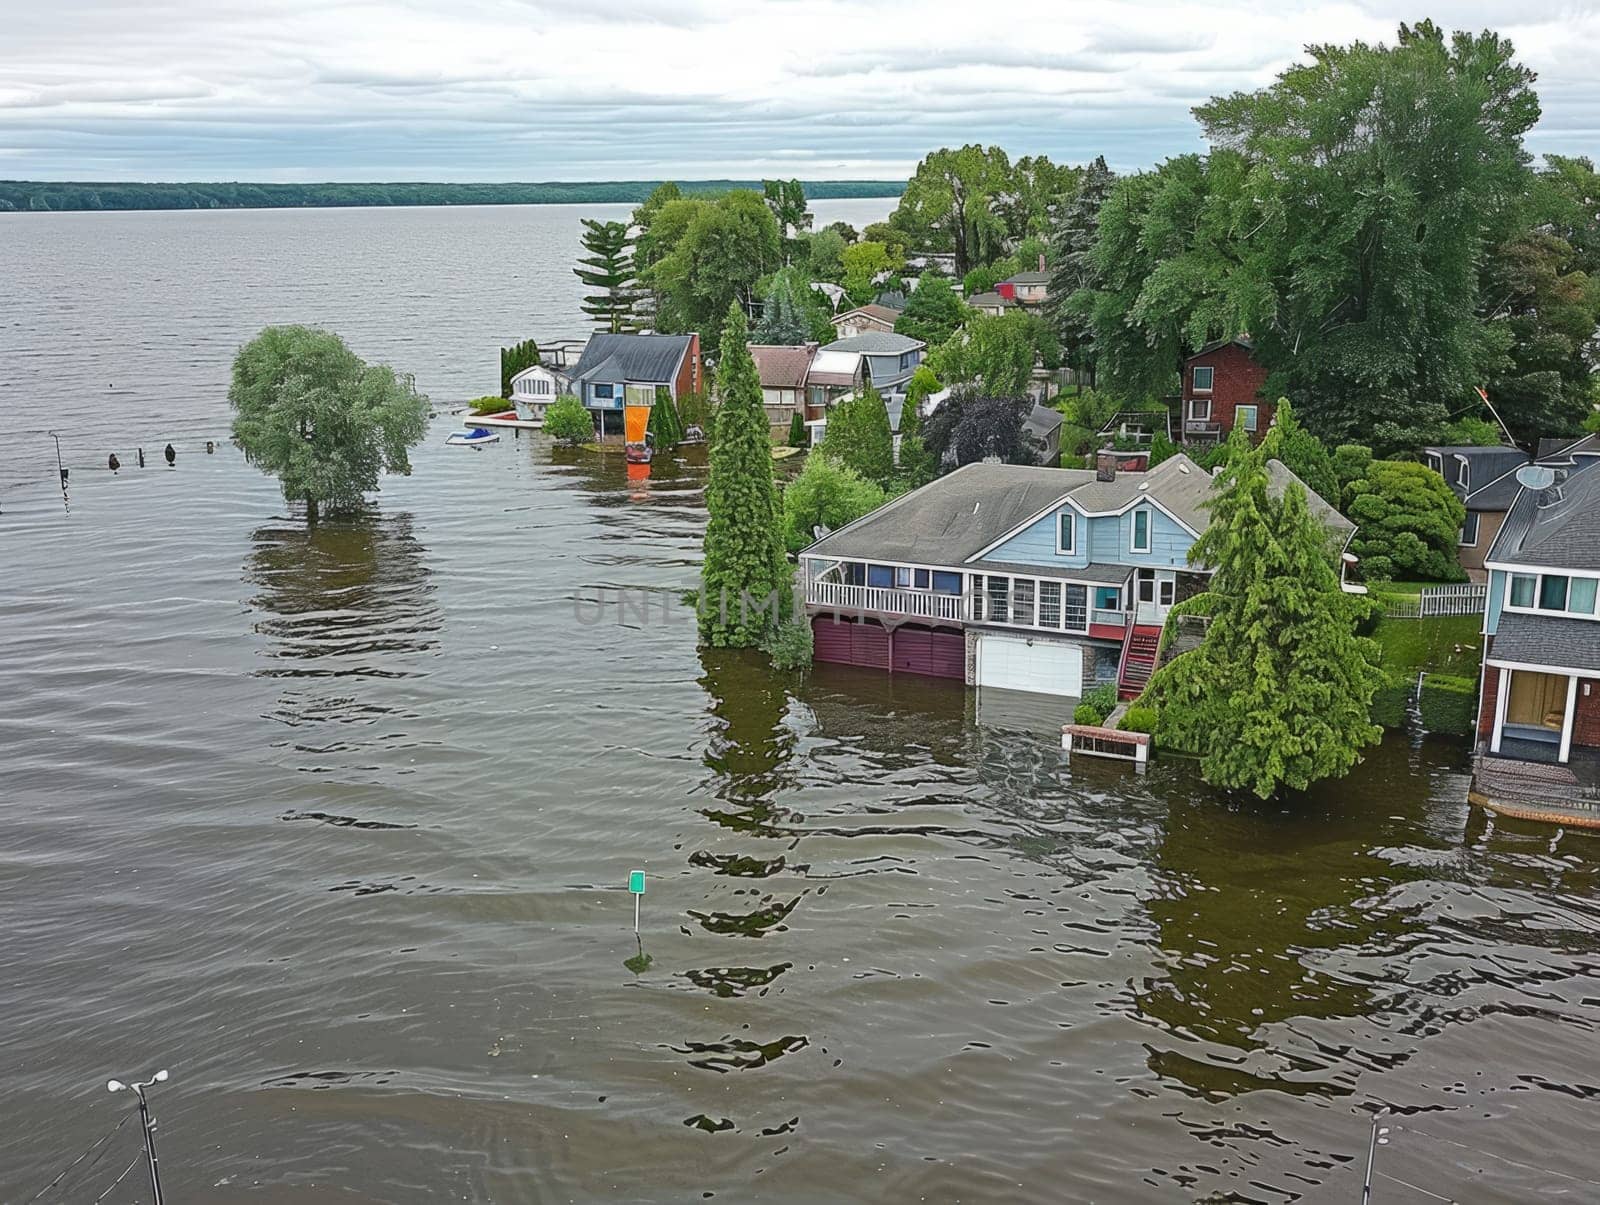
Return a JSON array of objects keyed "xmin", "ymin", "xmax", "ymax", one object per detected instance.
[{"xmin": 628, "ymin": 870, "xmax": 646, "ymax": 894}]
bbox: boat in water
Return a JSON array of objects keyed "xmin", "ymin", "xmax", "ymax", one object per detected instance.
[
  {"xmin": 445, "ymin": 427, "xmax": 500, "ymax": 448},
  {"xmin": 624, "ymin": 441, "xmax": 652, "ymax": 464}
]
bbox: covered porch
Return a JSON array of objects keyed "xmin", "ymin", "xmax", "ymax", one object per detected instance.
[{"xmin": 1485, "ymin": 662, "xmax": 1599, "ymax": 766}]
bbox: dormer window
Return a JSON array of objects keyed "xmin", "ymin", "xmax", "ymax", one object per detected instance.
[
  {"xmin": 1455, "ymin": 458, "xmax": 1469, "ymax": 489},
  {"xmin": 1191, "ymin": 366, "xmax": 1214, "ymax": 393}
]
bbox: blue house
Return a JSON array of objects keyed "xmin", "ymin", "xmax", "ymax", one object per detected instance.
[
  {"xmin": 818, "ymin": 332, "xmax": 925, "ymax": 400},
  {"xmin": 1477, "ymin": 460, "xmax": 1600, "ymax": 769},
  {"xmin": 800, "ymin": 453, "xmax": 1354, "ymax": 699}
]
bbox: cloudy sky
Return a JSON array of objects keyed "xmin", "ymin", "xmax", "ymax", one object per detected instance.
[{"xmin": 4, "ymin": 0, "xmax": 1600, "ymax": 181}]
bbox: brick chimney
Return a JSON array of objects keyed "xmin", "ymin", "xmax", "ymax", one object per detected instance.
[
  {"xmin": 1096, "ymin": 448, "xmax": 1118, "ymax": 482},
  {"xmin": 1038, "ymin": 252, "xmax": 1046, "ymax": 272}
]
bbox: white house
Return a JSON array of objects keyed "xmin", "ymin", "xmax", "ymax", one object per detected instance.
[{"xmin": 510, "ymin": 363, "xmax": 565, "ymax": 423}]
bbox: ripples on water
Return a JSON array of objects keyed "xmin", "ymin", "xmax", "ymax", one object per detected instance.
[{"xmin": 3, "ymin": 205, "xmax": 1600, "ymax": 1202}]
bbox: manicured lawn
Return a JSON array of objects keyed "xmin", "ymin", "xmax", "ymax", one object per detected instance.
[
  {"xmin": 1372, "ymin": 614, "xmax": 1482, "ymax": 677},
  {"xmin": 1370, "ymin": 579, "xmax": 1462, "ymax": 598}
]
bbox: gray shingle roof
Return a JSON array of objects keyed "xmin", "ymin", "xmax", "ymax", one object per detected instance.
[
  {"xmin": 1491, "ymin": 462, "xmax": 1600, "ymax": 571},
  {"xmin": 1004, "ymin": 270, "xmax": 1050, "ymax": 285},
  {"xmin": 1491, "ymin": 612, "xmax": 1600, "ymax": 674},
  {"xmin": 822, "ymin": 332, "xmax": 925, "ymax": 355},
  {"xmin": 965, "ymin": 291, "xmax": 1014, "ymax": 309},
  {"xmin": 1025, "ymin": 405, "xmax": 1064, "ymax": 437},
  {"xmin": 804, "ymin": 463, "xmax": 1097, "ymax": 564},
  {"xmin": 800, "ymin": 453, "xmax": 1352, "ymax": 566},
  {"xmin": 569, "ymin": 333, "xmax": 693, "ymax": 387}
]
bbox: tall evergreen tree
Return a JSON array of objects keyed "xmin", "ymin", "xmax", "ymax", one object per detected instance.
[
  {"xmin": 1045, "ymin": 155, "xmax": 1115, "ymax": 387},
  {"xmin": 754, "ymin": 270, "xmax": 810, "ymax": 344},
  {"xmin": 1143, "ymin": 431, "xmax": 1382, "ymax": 797},
  {"xmin": 699, "ymin": 304, "xmax": 790, "ymax": 647},
  {"xmin": 1260, "ymin": 398, "xmax": 1338, "ymax": 506},
  {"xmin": 574, "ymin": 219, "xmax": 639, "ymax": 333}
]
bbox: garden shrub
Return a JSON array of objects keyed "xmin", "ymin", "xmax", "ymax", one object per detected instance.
[
  {"xmin": 469, "ymin": 395, "xmax": 507, "ymax": 415},
  {"xmin": 544, "ymin": 393, "xmax": 593, "ymax": 445},
  {"xmin": 1119, "ymin": 706, "xmax": 1158, "ymax": 734},
  {"xmin": 1075, "ymin": 682, "xmax": 1117, "ymax": 726},
  {"xmin": 1074, "ymin": 701, "xmax": 1108, "ymax": 726},
  {"xmin": 788, "ymin": 411, "xmax": 806, "ymax": 447},
  {"xmin": 1418, "ymin": 674, "xmax": 1477, "ymax": 737},
  {"xmin": 763, "ymin": 618, "xmax": 814, "ymax": 670}
]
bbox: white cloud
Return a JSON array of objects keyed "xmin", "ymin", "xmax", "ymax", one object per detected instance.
[{"xmin": 1, "ymin": 0, "xmax": 1597, "ymax": 180}]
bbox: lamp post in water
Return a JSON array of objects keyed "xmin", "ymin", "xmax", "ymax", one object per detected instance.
[
  {"xmin": 47, "ymin": 430, "xmax": 67, "ymax": 493},
  {"xmin": 108, "ymin": 1068, "xmax": 168, "ymax": 1205}
]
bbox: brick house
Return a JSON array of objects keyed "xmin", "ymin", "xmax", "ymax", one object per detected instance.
[{"xmin": 1178, "ymin": 337, "xmax": 1271, "ymax": 446}]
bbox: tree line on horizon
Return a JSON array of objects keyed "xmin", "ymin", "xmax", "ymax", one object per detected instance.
[{"xmin": 0, "ymin": 178, "xmax": 905, "ymax": 213}]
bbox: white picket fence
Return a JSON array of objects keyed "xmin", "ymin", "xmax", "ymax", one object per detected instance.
[{"xmin": 1383, "ymin": 583, "xmax": 1487, "ymax": 619}]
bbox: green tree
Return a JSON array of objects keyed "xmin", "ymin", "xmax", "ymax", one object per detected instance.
[
  {"xmin": 841, "ymin": 241, "xmax": 900, "ymax": 305},
  {"xmin": 1332, "ymin": 444, "xmax": 1374, "ymax": 498},
  {"xmin": 754, "ymin": 268, "xmax": 811, "ymax": 344},
  {"xmin": 574, "ymin": 219, "xmax": 639, "ymax": 333},
  {"xmin": 787, "ymin": 411, "xmax": 806, "ymax": 447},
  {"xmin": 928, "ymin": 309, "xmax": 1043, "ymax": 395},
  {"xmin": 889, "ymin": 145, "xmax": 1016, "ymax": 275},
  {"xmin": 1143, "ymin": 432, "xmax": 1383, "ymax": 797},
  {"xmin": 229, "ymin": 325, "xmax": 428, "ymax": 523},
  {"xmin": 896, "ymin": 366, "xmax": 940, "ymax": 485},
  {"xmin": 820, "ymin": 385, "xmax": 895, "ymax": 487},
  {"xmin": 1343, "ymin": 460, "xmax": 1467, "ymax": 581},
  {"xmin": 806, "ymin": 226, "xmax": 848, "ymax": 281},
  {"xmin": 895, "ymin": 274, "xmax": 968, "ymax": 346},
  {"xmin": 500, "ymin": 338, "xmax": 540, "ymax": 398},
  {"xmin": 762, "ymin": 179, "xmax": 812, "ymax": 246},
  {"xmin": 699, "ymin": 304, "xmax": 790, "ymax": 647},
  {"xmin": 1046, "ymin": 155, "xmax": 1116, "ymax": 388},
  {"xmin": 1260, "ymin": 399, "xmax": 1338, "ymax": 506},
  {"xmin": 647, "ymin": 385, "xmax": 684, "ymax": 447},
  {"xmin": 781, "ymin": 453, "xmax": 886, "ymax": 553},
  {"xmin": 544, "ymin": 393, "xmax": 593, "ymax": 445},
  {"xmin": 629, "ymin": 180, "xmax": 683, "ymax": 270},
  {"xmin": 1193, "ymin": 22, "xmax": 1541, "ymax": 450},
  {"xmin": 645, "ymin": 191, "xmax": 782, "ymax": 353}
]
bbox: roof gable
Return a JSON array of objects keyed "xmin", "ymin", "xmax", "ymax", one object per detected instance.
[{"xmin": 570, "ymin": 333, "xmax": 693, "ymax": 386}]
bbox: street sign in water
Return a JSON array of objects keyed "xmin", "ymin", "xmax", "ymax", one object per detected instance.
[{"xmin": 628, "ymin": 870, "xmax": 645, "ymax": 894}]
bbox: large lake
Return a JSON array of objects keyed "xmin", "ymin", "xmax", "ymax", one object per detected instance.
[{"xmin": 3, "ymin": 202, "xmax": 1599, "ymax": 1203}]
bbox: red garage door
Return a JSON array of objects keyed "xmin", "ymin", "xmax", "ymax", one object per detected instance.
[
  {"xmin": 812, "ymin": 617, "xmax": 890, "ymax": 669},
  {"xmin": 891, "ymin": 626, "xmax": 966, "ymax": 680}
]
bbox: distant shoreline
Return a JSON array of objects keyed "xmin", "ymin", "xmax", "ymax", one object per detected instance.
[{"xmin": 0, "ymin": 179, "xmax": 905, "ymax": 214}]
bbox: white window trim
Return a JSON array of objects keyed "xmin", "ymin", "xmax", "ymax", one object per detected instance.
[
  {"xmin": 1460, "ymin": 511, "xmax": 1480, "ymax": 548},
  {"xmin": 1503, "ymin": 569, "xmax": 1600, "ymax": 620},
  {"xmin": 1189, "ymin": 398, "xmax": 1211, "ymax": 421},
  {"xmin": 1130, "ymin": 507, "xmax": 1153, "ymax": 554},
  {"xmin": 971, "ymin": 572, "xmax": 1093, "ymax": 634},
  {"xmin": 1192, "ymin": 365, "xmax": 1214, "ymax": 393},
  {"xmin": 1454, "ymin": 455, "xmax": 1470, "ymax": 489},
  {"xmin": 1057, "ymin": 511, "xmax": 1075, "ymax": 555},
  {"xmin": 1236, "ymin": 404, "xmax": 1259, "ymax": 433}
]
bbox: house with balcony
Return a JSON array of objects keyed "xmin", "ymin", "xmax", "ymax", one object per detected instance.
[
  {"xmin": 1178, "ymin": 337, "xmax": 1271, "ymax": 446},
  {"xmin": 800, "ymin": 452, "xmax": 1354, "ymax": 700},
  {"xmin": 566, "ymin": 332, "xmax": 702, "ymax": 438},
  {"xmin": 821, "ymin": 332, "xmax": 926, "ymax": 399}
]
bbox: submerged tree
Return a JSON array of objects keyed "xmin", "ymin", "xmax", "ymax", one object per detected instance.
[
  {"xmin": 699, "ymin": 304, "xmax": 790, "ymax": 647},
  {"xmin": 1143, "ymin": 431, "xmax": 1382, "ymax": 797},
  {"xmin": 574, "ymin": 219, "xmax": 639, "ymax": 333},
  {"xmin": 229, "ymin": 325, "xmax": 429, "ymax": 523}
]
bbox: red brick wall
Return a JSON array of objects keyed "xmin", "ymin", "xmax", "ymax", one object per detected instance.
[
  {"xmin": 1183, "ymin": 342, "xmax": 1272, "ymax": 443},
  {"xmin": 674, "ymin": 334, "xmax": 702, "ymax": 400},
  {"xmin": 1478, "ymin": 658, "xmax": 1501, "ymax": 740},
  {"xmin": 1574, "ymin": 679, "xmax": 1600, "ymax": 749}
]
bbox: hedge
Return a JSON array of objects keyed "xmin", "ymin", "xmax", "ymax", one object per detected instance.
[
  {"xmin": 1119, "ymin": 705, "xmax": 1158, "ymax": 734},
  {"xmin": 1370, "ymin": 669, "xmax": 1412, "ymax": 729},
  {"xmin": 1074, "ymin": 681, "xmax": 1117, "ymax": 727},
  {"xmin": 1418, "ymin": 674, "xmax": 1477, "ymax": 737}
]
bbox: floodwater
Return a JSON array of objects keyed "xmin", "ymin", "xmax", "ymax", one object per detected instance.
[{"xmin": 3, "ymin": 203, "xmax": 1600, "ymax": 1203}]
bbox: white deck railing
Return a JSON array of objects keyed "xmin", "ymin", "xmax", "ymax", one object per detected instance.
[
  {"xmin": 806, "ymin": 580, "xmax": 967, "ymax": 622},
  {"xmin": 1091, "ymin": 607, "xmax": 1127, "ymax": 628}
]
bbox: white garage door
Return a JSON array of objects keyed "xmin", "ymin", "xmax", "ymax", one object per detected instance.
[{"xmin": 976, "ymin": 634, "xmax": 1083, "ymax": 697}]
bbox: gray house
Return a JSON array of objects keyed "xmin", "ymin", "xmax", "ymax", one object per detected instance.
[
  {"xmin": 566, "ymin": 333, "xmax": 702, "ymax": 437},
  {"xmin": 819, "ymin": 332, "xmax": 926, "ymax": 400}
]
